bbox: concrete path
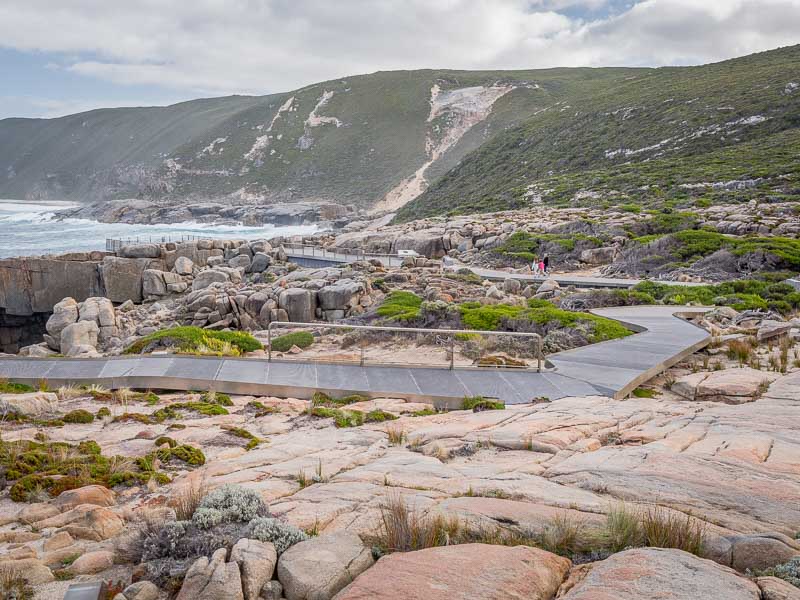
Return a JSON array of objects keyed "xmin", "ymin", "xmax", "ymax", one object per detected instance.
[
  {"xmin": 452, "ymin": 265, "xmax": 706, "ymax": 289},
  {"xmin": 0, "ymin": 307, "xmax": 709, "ymax": 405},
  {"xmin": 282, "ymin": 244, "xmax": 703, "ymax": 289}
]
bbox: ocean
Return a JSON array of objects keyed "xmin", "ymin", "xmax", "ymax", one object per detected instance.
[{"xmin": 0, "ymin": 200, "xmax": 321, "ymax": 258}]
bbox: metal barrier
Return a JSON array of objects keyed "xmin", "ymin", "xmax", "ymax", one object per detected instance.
[
  {"xmin": 266, "ymin": 321, "xmax": 544, "ymax": 371},
  {"xmin": 281, "ymin": 243, "xmax": 407, "ymax": 267},
  {"xmin": 105, "ymin": 235, "xmax": 208, "ymax": 252}
]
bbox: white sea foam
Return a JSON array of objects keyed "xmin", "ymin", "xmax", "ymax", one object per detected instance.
[{"xmin": 0, "ymin": 199, "xmax": 321, "ymax": 258}]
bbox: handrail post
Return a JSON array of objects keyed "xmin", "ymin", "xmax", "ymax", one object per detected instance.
[
  {"xmin": 450, "ymin": 334, "xmax": 455, "ymax": 370},
  {"xmin": 360, "ymin": 343, "xmax": 365, "ymax": 367},
  {"xmin": 267, "ymin": 324, "xmax": 272, "ymax": 362}
]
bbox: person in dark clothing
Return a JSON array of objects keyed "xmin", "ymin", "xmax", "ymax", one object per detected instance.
[{"xmin": 543, "ymin": 255, "xmax": 550, "ymax": 274}]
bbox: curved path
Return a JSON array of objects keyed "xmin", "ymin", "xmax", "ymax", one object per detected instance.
[
  {"xmin": 282, "ymin": 244, "xmax": 704, "ymax": 289},
  {"xmin": 0, "ymin": 307, "xmax": 709, "ymax": 405}
]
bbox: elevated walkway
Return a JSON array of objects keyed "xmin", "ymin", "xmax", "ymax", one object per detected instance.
[{"xmin": 0, "ymin": 307, "xmax": 710, "ymax": 405}]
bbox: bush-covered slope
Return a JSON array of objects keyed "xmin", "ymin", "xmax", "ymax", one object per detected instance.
[
  {"xmin": 2, "ymin": 69, "xmax": 606, "ymax": 206},
  {"xmin": 3, "ymin": 46, "xmax": 798, "ymax": 213},
  {"xmin": 397, "ymin": 45, "xmax": 800, "ymax": 221}
]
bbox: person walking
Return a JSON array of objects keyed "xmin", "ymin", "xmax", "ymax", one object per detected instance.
[
  {"xmin": 538, "ymin": 258, "xmax": 546, "ymax": 275},
  {"xmin": 543, "ymin": 255, "xmax": 550, "ymax": 274},
  {"xmin": 531, "ymin": 256, "xmax": 539, "ymax": 275}
]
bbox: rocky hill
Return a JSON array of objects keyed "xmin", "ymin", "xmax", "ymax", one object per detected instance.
[
  {"xmin": 397, "ymin": 45, "xmax": 800, "ymax": 221},
  {"xmin": 2, "ymin": 46, "xmax": 798, "ymax": 219},
  {"xmin": 1, "ymin": 69, "xmax": 618, "ymax": 208}
]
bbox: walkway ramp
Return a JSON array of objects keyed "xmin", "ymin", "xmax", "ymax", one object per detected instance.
[{"xmin": 0, "ymin": 306, "xmax": 710, "ymax": 405}]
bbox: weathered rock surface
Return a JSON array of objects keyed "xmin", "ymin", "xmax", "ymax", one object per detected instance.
[
  {"xmin": 46, "ymin": 296, "xmax": 79, "ymax": 342},
  {"xmin": 70, "ymin": 549, "xmax": 114, "ymax": 574},
  {"xmin": 672, "ymin": 368, "xmax": 780, "ymax": 403},
  {"xmin": 177, "ymin": 548, "xmax": 244, "ymax": 600},
  {"xmin": 559, "ymin": 548, "xmax": 760, "ymax": 600},
  {"xmin": 231, "ymin": 538, "xmax": 277, "ymax": 600},
  {"xmin": 278, "ymin": 531, "xmax": 374, "ymax": 600},
  {"xmin": 60, "ymin": 319, "xmax": 100, "ymax": 356},
  {"xmin": 334, "ymin": 543, "xmax": 570, "ymax": 600},
  {"xmin": 0, "ymin": 557, "xmax": 55, "ymax": 585},
  {"xmin": 279, "ymin": 288, "xmax": 317, "ymax": 323},
  {"xmin": 54, "ymin": 484, "xmax": 116, "ymax": 510},
  {"xmin": 706, "ymin": 533, "xmax": 800, "ymax": 572},
  {"xmin": 0, "ymin": 390, "xmax": 60, "ymax": 416},
  {"xmin": 755, "ymin": 577, "xmax": 800, "ymax": 600},
  {"xmin": 121, "ymin": 581, "xmax": 161, "ymax": 600}
]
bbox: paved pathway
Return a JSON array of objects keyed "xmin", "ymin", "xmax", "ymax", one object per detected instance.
[
  {"xmin": 282, "ymin": 244, "xmax": 703, "ymax": 289},
  {"xmin": 0, "ymin": 307, "xmax": 709, "ymax": 405},
  {"xmin": 451, "ymin": 265, "xmax": 706, "ymax": 289}
]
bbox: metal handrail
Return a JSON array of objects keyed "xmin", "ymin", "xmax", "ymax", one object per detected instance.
[
  {"xmin": 266, "ymin": 321, "xmax": 544, "ymax": 372},
  {"xmin": 105, "ymin": 235, "xmax": 209, "ymax": 252},
  {"xmin": 281, "ymin": 242, "xmax": 406, "ymax": 261}
]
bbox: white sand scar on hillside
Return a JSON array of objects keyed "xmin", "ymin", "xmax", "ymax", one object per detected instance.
[
  {"xmin": 297, "ymin": 90, "xmax": 344, "ymax": 150},
  {"xmin": 372, "ymin": 83, "xmax": 514, "ymax": 214},
  {"xmin": 305, "ymin": 90, "xmax": 343, "ymax": 128},
  {"xmin": 197, "ymin": 137, "xmax": 227, "ymax": 158},
  {"xmin": 243, "ymin": 96, "xmax": 295, "ymax": 162}
]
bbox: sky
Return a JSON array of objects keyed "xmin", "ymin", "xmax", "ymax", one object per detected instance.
[{"xmin": 1, "ymin": 0, "xmax": 799, "ymax": 119}]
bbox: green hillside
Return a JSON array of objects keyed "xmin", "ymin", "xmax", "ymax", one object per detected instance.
[
  {"xmin": 2, "ymin": 45, "xmax": 798, "ymax": 213},
  {"xmin": 396, "ymin": 45, "xmax": 800, "ymax": 221},
  {"xmin": 0, "ymin": 67, "xmax": 641, "ymax": 207}
]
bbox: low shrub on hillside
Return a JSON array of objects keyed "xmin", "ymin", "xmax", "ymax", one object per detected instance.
[
  {"xmin": 377, "ymin": 291, "xmax": 423, "ymax": 322},
  {"xmin": 125, "ymin": 326, "xmax": 262, "ymax": 356},
  {"xmin": 634, "ymin": 280, "xmax": 800, "ymax": 314},
  {"xmin": 0, "ymin": 379, "xmax": 35, "ymax": 394},
  {"xmin": 270, "ymin": 331, "xmax": 314, "ymax": 352},
  {"xmin": 0, "ymin": 437, "xmax": 192, "ymax": 502},
  {"xmin": 457, "ymin": 299, "xmax": 632, "ymax": 343},
  {"xmin": 493, "ymin": 231, "xmax": 602, "ymax": 263}
]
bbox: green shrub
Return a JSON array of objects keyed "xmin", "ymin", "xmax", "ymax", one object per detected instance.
[
  {"xmin": 0, "ymin": 380, "xmax": 35, "ymax": 394},
  {"xmin": 270, "ymin": 331, "xmax": 314, "ymax": 352},
  {"xmin": 160, "ymin": 444, "xmax": 206, "ymax": 466},
  {"xmin": 365, "ymin": 409, "xmax": 398, "ymax": 423},
  {"xmin": 377, "ymin": 291, "xmax": 423, "ymax": 322},
  {"xmin": 62, "ymin": 409, "xmax": 94, "ymax": 424},
  {"xmin": 462, "ymin": 396, "xmax": 504, "ymax": 411},
  {"xmin": 202, "ymin": 391, "xmax": 233, "ymax": 406},
  {"xmin": 308, "ymin": 406, "xmax": 365, "ymax": 427},
  {"xmin": 249, "ymin": 516, "xmax": 309, "ymax": 555},
  {"xmin": 125, "ymin": 326, "xmax": 263, "ymax": 355},
  {"xmin": 311, "ymin": 391, "xmax": 368, "ymax": 407},
  {"xmin": 634, "ymin": 278, "xmax": 800, "ymax": 315},
  {"xmin": 196, "ymin": 484, "xmax": 267, "ymax": 523},
  {"xmin": 457, "ymin": 300, "xmax": 631, "ymax": 342}
]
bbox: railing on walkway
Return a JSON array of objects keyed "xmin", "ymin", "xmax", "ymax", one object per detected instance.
[
  {"xmin": 281, "ymin": 242, "xmax": 407, "ymax": 267},
  {"xmin": 105, "ymin": 235, "xmax": 208, "ymax": 252},
  {"xmin": 266, "ymin": 321, "xmax": 544, "ymax": 372}
]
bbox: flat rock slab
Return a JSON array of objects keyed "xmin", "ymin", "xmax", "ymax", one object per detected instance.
[
  {"xmin": 673, "ymin": 368, "xmax": 780, "ymax": 403},
  {"xmin": 560, "ymin": 548, "xmax": 761, "ymax": 600},
  {"xmin": 278, "ymin": 531, "xmax": 374, "ymax": 600},
  {"xmin": 333, "ymin": 543, "xmax": 570, "ymax": 600}
]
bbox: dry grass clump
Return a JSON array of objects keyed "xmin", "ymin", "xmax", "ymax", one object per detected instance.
[
  {"xmin": 602, "ymin": 503, "xmax": 706, "ymax": 556},
  {"xmin": 387, "ymin": 427, "xmax": 405, "ymax": 446},
  {"xmin": 169, "ymin": 478, "xmax": 209, "ymax": 521},
  {"xmin": 370, "ymin": 497, "xmax": 707, "ymax": 560},
  {"xmin": 727, "ymin": 339, "xmax": 754, "ymax": 365},
  {"xmin": 0, "ymin": 565, "xmax": 33, "ymax": 599},
  {"xmin": 372, "ymin": 495, "xmax": 460, "ymax": 553}
]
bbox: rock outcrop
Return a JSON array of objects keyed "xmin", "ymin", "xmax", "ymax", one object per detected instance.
[{"xmin": 334, "ymin": 543, "xmax": 570, "ymax": 600}]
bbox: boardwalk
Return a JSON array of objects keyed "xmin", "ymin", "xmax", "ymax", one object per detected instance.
[
  {"xmin": 0, "ymin": 306, "xmax": 709, "ymax": 405},
  {"xmin": 456, "ymin": 266, "xmax": 706, "ymax": 289},
  {"xmin": 283, "ymin": 244, "xmax": 703, "ymax": 289}
]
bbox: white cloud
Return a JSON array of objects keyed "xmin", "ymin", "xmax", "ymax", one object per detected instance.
[{"xmin": 0, "ymin": 0, "xmax": 798, "ymax": 107}]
